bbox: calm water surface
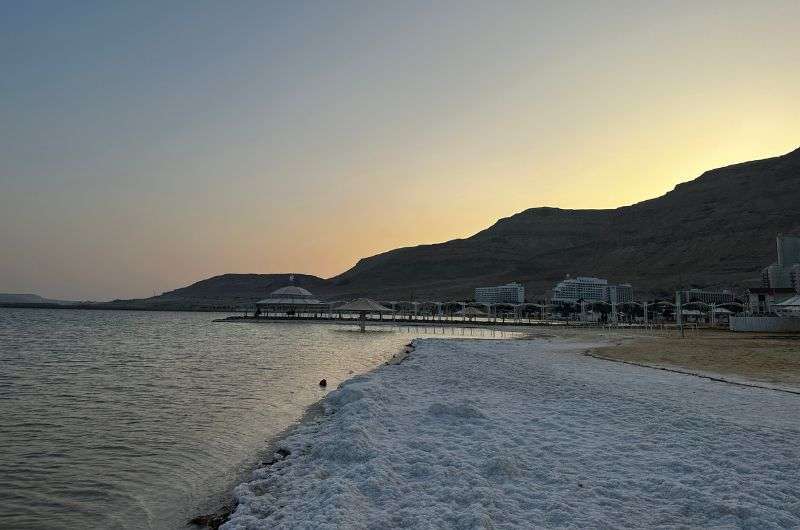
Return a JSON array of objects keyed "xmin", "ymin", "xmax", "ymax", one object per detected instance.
[{"xmin": 0, "ymin": 308, "xmax": 513, "ymax": 529}]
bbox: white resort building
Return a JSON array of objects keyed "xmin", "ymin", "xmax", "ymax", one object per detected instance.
[
  {"xmin": 679, "ymin": 288, "xmax": 736, "ymax": 305},
  {"xmin": 761, "ymin": 234, "xmax": 800, "ymax": 292},
  {"xmin": 731, "ymin": 235, "xmax": 800, "ymax": 331},
  {"xmin": 552, "ymin": 276, "xmax": 633, "ymax": 304},
  {"xmin": 746, "ymin": 287, "xmax": 797, "ymax": 315},
  {"xmin": 474, "ymin": 282, "xmax": 525, "ymax": 304}
]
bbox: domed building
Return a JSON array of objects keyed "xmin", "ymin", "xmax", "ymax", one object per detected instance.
[{"xmin": 254, "ymin": 281, "xmax": 329, "ymax": 316}]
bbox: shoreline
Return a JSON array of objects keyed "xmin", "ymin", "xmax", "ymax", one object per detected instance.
[
  {"xmin": 214, "ymin": 314, "xmax": 599, "ymax": 329},
  {"xmin": 191, "ymin": 328, "xmax": 800, "ymax": 528},
  {"xmin": 188, "ymin": 399, "xmax": 329, "ymax": 529},
  {"xmin": 188, "ymin": 340, "xmax": 419, "ymax": 529},
  {"xmin": 216, "ymin": 336, "xmax": 800, "ymax": 528}
]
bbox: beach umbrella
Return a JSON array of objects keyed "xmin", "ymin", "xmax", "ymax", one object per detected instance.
[
  {"xmin": 334, "ymin": 298, "xmax": 393, "ymax": 332},
  {"xmin": 455, "ymin": 306, "xmax": 487, "ymax": 321}
]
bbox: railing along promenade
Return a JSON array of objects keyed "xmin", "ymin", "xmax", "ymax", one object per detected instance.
[{"xmin": 217, "ymin": 311, "xmax": 722, "ymax": 333}]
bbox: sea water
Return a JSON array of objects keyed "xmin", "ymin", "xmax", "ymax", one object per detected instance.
[{"xmin": 0, "ymin": 308, "xmax": 514, "ymax": 529}]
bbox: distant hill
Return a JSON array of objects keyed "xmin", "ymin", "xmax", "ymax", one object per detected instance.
[
  {"xmin": 109, "ymin": 146, "xmax": 800, "ymax": 307},
  {"xmin": 0, "ymin": 293, "xmax": 78, "ymax": 305},
  {"xmin": 104, "ymin": 274, "xmax": 335, "ymax": 310}
]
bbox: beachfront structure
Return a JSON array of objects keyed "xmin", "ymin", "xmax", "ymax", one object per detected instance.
[
  {"xmin": 746, "ymin": 287, "xmax": 797, "ymax": 315},
  {"xmin": 255, "ymin": 285, "xmax": 328, "ymax": 315},
  {"xmin": 713, "ymin": 307, "xmax": 733, "ymax": 325},
  {"xmin": 474, "ymin": 282, "xmax": 525, "ymax": 304},
  {"xmin": 774, "ymin": 295, "xmax": 800, "ymax": 318},
  {"xmin": 552, "ymin": 276, "xmax": 633, "ymax": 304},
  {"xmin": 456, "ymin": 306, "xmax": 488, "ymax": 321},
  {"xmin": 679, "ymin": 288, "xmax": 736, "ymax": 305},
  {"xmin": 334, "ymin": 298, "xmax": 393, "ymax": 332},
  {"xmin": 731, "ymin": 290, "xmax": 800, "ymax": 331},
  {"xmin": 792, "ymin": 264, "xmax": 800, "ymax": 293},
  {"xmin": 680, "ymin": 309, "xmax": 704, "ymax": 323},
  {"xmin": 553, "ymin": 276, "xmax": 607, "ymax": 303},
  {"xmin": 761, "ymin": 234, "xmax": 800, "ymax": 290},
  {"xmin": 607, "ymin": 284, "xmax": 633, "ymax": 304}
]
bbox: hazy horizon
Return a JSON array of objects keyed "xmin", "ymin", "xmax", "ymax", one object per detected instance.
[{"xmin": 2, "ymin": 1, "xmax": 799, "ymax": 300}]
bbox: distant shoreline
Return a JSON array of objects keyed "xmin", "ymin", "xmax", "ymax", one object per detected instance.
[
  {"xmin": 214, "ymin": 314, "xmax": 566, "ymax": 329},
  {"xmin": 189, "ymin": 341, "xmax": 418, "ymax": 529},
  {"xmin": 0, "ymin": 303, "xmax": 241, "ymax": 312},
  {"xmin": 0, "ymin": 304, "xmax": 605, "ymax": 328}
]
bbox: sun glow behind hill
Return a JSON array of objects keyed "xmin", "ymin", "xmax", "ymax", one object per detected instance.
[{"xmin": 1, "ymin": 1, "xmax": 798, "ymax": 300}]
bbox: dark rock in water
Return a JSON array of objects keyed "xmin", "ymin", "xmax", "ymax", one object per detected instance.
[
  {"xmin": 276, "ymin": 447, "xmax": 291, "ymax": 458},
  {"xmin": 319, "ymin": 379, "xmax": 327, "ymax": 387},
  {"xmin": 188, "ymin": 514, "xmax": 214, "ymax": 527},
  {"xmin": 187, "ymin": 503, "xmax": 235, "ymax": 529}
]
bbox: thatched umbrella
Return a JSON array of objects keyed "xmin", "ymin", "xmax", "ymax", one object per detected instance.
[
  {"xmin": 334, "ymin": 298, "xmax": 393, "ymax": 332},
  {"xmin": 456, "ymin": 306, "xmax": 487, "ymax": 321}
]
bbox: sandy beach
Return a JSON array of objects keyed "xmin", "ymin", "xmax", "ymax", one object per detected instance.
[
  {"xmin": 222, "ymin": 336, "xmax": 800, "ymax": 528},
  {"xmin": 588, "ymin": 330, "xmax": 800, "ymax": 392}
]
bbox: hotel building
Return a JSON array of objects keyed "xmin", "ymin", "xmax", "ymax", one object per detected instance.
[
  {"xmin": 762, "ymin": 235, "xmax": 800, "ymax": 291},
  {"xmin": 552, "ymin": 276, "xmax": 633, "ymax": 304},
  {"xmin": 679, "ymin": 288, "xmax": 736, "ymax": 305},
  {"xmin": 474, "ymin": 282, "xmax": 525, "ymax": 304}
]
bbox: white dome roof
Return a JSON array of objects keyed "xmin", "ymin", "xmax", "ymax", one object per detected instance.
[
  {"xmin": 255, "ymin": 284, "xmax": 323, "ymax": 306},
  {"xmin": 270, "ymin": 285, "xmax": 315, "ymax": 298}
]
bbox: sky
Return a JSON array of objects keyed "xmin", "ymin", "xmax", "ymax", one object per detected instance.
[{"xmin": 1, "ymin": 1, "xmax": 798, "ymax": 301}]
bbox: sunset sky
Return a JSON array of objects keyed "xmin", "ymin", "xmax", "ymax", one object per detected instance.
[{"xmin": 2, "ymin": 1, "xmax": 799, "ymax": 300}]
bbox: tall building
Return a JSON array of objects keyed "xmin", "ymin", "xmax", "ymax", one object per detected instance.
[
  {"xmin": 792, "ymin": 264, "xmax": 800, "ymax": 293},
  {"xmin": 778, "ymin": 235, "xmax": 800, "ymax": 268},
  {"xmin": 474, "ymin": 282, "xmax": 525, "ymax": 304},
  {"xmin": 747, "ymin": 287, "xmax": 797, "ymax": 314},
  {"xmin": 762, "ymin": 235, "xmax": 800, "ymax": 290},
  {"xmin": 552, "ymin": 276, "xmax": 633, "ymax": 304},
  {"xmin": 552, "ymin": 276, "xmax": 607, "ymax": 302},
  {"xmin": 608, "ymin": 284, "xmax": 634, "ymax": 304}
]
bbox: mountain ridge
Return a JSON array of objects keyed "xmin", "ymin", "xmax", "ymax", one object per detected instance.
[{"xmin": 109, "ymin": 146, "xmax": 800, "ymax": 307}]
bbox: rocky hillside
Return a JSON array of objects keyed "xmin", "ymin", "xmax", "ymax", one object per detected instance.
[
  {"xmin": 328, "ymin": 146, "xmax": 800, "ymax": 299},
  {"xmin": 115, "ymin": 146, "xmax": 800, "ymax": 306}
]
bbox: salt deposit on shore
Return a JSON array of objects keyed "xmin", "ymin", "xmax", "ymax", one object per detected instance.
[{"xmin": 223, "ymin": 338, "xmax": 800, "ymax": 529}]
